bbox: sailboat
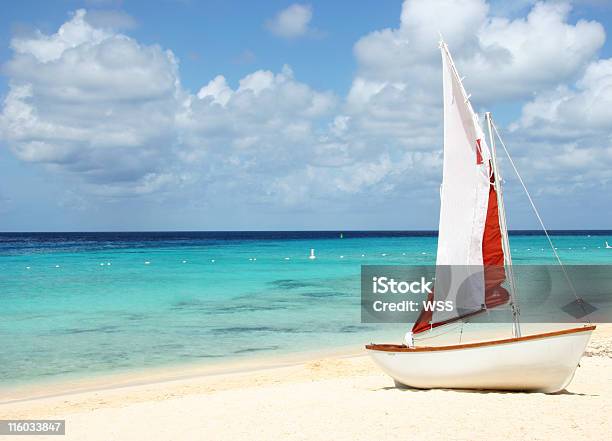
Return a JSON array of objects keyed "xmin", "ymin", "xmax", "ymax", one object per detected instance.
[{"xmin": 365, "ymin": 40, "xmax": 595, "ymax": 393}]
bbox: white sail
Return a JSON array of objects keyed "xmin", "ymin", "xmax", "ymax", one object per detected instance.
[{"xmin": 433, "ymin": 42, "xmax": 493, "ymax": 325}]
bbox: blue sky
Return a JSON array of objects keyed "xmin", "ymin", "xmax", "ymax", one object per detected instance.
[{"xmin": 1, "ymin": 0, "xmax": 611, "ymax": 231}]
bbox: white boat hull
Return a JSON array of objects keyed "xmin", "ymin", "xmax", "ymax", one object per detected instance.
[{"xmin": 366, "ymin": 326, "xmax": 594, "ymax": 393}]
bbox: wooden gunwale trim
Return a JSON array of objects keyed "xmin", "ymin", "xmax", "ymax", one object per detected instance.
[{"xmin": 365, "ymin": 325, "xmax": 596, "ymax": 352}]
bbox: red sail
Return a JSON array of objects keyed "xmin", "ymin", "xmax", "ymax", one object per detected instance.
[
  {"xmin": 412, "ymin": 170, "xmax": 508, "ymax": 334},
  {"xmin": 482, "ymin": 172, "xmax": 510, "ymax": 308},
  {"xmin": 411, "ymin": 291, "xmax": 434, "ymax": 334}
]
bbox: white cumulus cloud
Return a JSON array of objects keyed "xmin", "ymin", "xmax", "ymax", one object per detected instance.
[
  {"xmin": 504, "ymin": 55, "xmax": 612, "ymax": 196},
  {"xmin": 266, "ymin": 4, "xmax": 315, "ymax": 39},
  {"xmin": 336, "ymin": 0, "xmax": 609, "ymax": 211},
  {"xmin": 0, "ymin": 9, "xmax": 182, "ymax": 195}
]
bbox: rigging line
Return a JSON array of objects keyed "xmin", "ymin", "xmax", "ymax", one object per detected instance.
[
  {"xmin": 413, "ymin": 323, "xmax": 463, "ymax": 341},
  {"xmin": 490, "ymin": 121, "xmax": 591, "ymax": 323}
]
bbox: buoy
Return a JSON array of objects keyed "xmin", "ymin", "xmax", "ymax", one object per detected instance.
[
  {"xmin": 211, "ymin": 259, "xmax": 215, "ymax": 263},
  {"xmin": 144, "ymin": 261, "xmax": 150, "ymax": 265},
  {"xmin": 381, "ymin": 253, "xmax": 387, "ymax": 257},
  {"xmin": 55, "ymin": 265, "xmax": 60, "ymax": 268},
  {"xmin": 340, "ymin": 233, "xmax": 343, "ymax": 239},
  {"xmin": 182, "ymin": 260, "xmax": 187, "ymax": 264},
  {"xmin": 361, "ymin": 254, "xmax": 365, "ymax": 257},
  {"xmin": 340, "ymin": 255, "xmax": 344, "ymax": 259},
  {"xmin": 284, "ymin": 257, "xmax": 290, "ymax": 260},
  {"xmin": 26, "ymin": 266, "xmax": 30, "ymax": 270},
  {"xmin": 100, "ymin": 263, "xmax": 105, "ymax": 266},
  {"xmin": 107, "ymin": 262, "xmax": 111, "ymax": 266},
  {"xmin": 309, "ymin": 249, "xmax": 316, "ymax": 260}
]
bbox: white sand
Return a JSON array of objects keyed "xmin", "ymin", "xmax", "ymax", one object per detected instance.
[{"xmin": 2, "ymin": 325, "xmax": 611, "ymax": 441}]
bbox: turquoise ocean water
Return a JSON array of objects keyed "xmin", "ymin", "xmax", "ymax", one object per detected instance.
[{"xmin": 1, "ymin": 231, "xmax": 611, "ymax": 387}]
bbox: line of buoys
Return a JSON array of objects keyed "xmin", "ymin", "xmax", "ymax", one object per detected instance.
[{"xmin": 33, "ymin": 243, "xmax": 607, "ymax": 273}]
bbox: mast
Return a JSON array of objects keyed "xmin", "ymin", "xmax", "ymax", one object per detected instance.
[{"xmin": 485, "ymin": 112, "xmax": 521, "ymax": 338}]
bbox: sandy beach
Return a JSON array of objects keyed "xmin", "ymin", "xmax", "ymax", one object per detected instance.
[{"xmin": 0, "ymin": 325, "xmax": 610, "ymax": 441}]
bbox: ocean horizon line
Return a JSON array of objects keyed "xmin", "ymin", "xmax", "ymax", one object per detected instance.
[{"xmin": 0, "ymin": 230, "xmax": 611, "ymax": 241}]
